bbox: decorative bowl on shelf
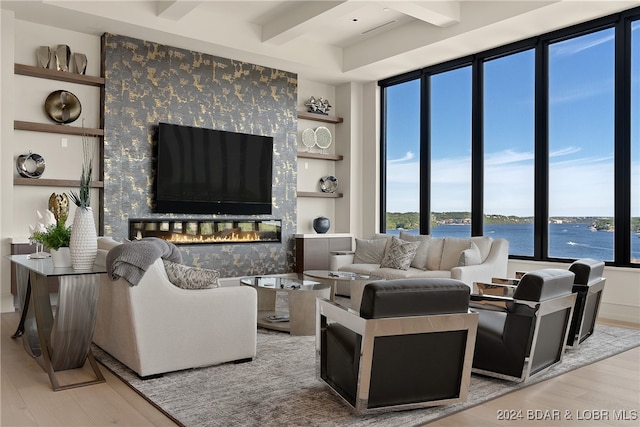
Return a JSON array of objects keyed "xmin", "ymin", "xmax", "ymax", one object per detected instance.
[
  {"xmin": 319, "ymin": 175, "xmax": 338, "ymax": 193},
  {"xmin": 16, "ymin": 152, "xmax": 45, "ymax": 178}
]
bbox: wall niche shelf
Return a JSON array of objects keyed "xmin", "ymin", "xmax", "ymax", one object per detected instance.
[
  {"xmin": 14, "ymin": 63, "xmax": 105, "ymax": 87},
  {"xmin": 297, "ymin": 111, "xmax": 343, "ymax": 124},
  {"xmin": 297, "ymin": 152, "xmax": 343, "ymax": 161},
  {"xmin": 14, "ymin": 120, "xmax": 104, "ymax": 136},
  {"xmin": 14, "ymin": 178, "xmax": 104, "ymax": 188},
  {"xmin": 297, "ymin": 191, "xmax": 343, "ymax": 198}
]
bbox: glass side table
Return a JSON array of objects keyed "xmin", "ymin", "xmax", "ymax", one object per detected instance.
[{"xmin": 7, "ymin": 254, "xmax": 106, "ymax": 391}]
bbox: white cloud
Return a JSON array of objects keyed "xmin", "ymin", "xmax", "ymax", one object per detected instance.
[
  {"xmin": 388, "ymin": 151, "xmax": 415, "ymax": 163},
  {"xmin": 385, "ymin": 149, "xmax": 634, "ymax": 217}
]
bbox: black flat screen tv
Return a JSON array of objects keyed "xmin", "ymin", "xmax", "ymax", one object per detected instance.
[{"xmin": 155, "ymin": 122, "xmax": 273, "ymax": 215}]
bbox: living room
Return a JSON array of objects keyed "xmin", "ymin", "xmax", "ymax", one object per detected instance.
[{"xmin": 1, "ymin": 1, "xmax": 639, "ymax": 425}]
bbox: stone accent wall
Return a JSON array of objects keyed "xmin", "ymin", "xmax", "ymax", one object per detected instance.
[{"xmin": 102, "ymin": 33, "xmax": 297, "ymax": 276}]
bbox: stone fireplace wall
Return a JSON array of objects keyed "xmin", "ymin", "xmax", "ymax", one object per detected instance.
[{"xmin": 102, "ymin": 33, "xmax": 297, "ymax": 276}]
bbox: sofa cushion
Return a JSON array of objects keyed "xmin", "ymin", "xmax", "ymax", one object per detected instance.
[
  {"xmin": 470, "ymin": 236, "xmax": 493, "ymax": 261},
  {"xmin": 372, "ymin": 267, "xmax": 452, "ymax": 280},
  {"xmin": 380, "ymin": 236, "xmax": 420, "ymax": 270},
  {"xmin": 440, "ymin": 238, "xmax": 473, "ymax": 271},
  {"xmin": 458, "ymin": 242, "xmax": 482, "ymax": 266},
  {"xmin": 399, "ymin": 231, "xmax": 431, "ymax": 270},
  {"xmin": 162, "ymin": 260, "xmax": 220, "ymax": 290},
  {"xmin": 353, "ymin": 238, "xmax": 388, "ymax": 264},
  {"xmin": 426, "ymin": 237, "xmax": 445, "ymax": 271}
]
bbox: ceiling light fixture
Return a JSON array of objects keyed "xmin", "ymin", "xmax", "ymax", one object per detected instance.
[{"xmin": 361, "ymin": 20, "xmax": 397, "ymax": 35}]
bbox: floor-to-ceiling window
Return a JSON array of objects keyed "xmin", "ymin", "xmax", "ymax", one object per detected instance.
[
  {"xmin": 379, "ymin": 7, "xmax": 639, "ymax": 267},
  {"xmin": 430, "ymin": 66, "xmax": 472, "ymax": 237},
  {"xmin": 548, "ymin": 28, "xmax": 616, "ymax": 261},
  {"xmin": 383, "ymin": 79, "xmax": 421, "ymax": 233},
  {"xmin": 483, "ymin": 50, "xmax": 535, "ymax": 256}
]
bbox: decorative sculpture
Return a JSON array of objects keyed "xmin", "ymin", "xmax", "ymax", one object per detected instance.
[{"xmin": 305, "ymin": 96, "xmax": 332, "ymax": 115}]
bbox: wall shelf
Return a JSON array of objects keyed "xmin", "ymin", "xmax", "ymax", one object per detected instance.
[
  {"xmin": 297, "ymin": 111, "xmax": 343, "ymax": 124},
  {"xmin": 14, "ymin": 120, "xmax": 104, "ymax": 136},
  {"xmin": 297, "ymin": 151, "xmax": 343, "ymax": 161},
  {"xmin": 14, "ymin": 177, "xmax": 104, "ymax": 188},
  {"xmin": 14, "ymin": 63, "xmax": 105, "ymax": 87},
  {"xmin": 297, "ymin": 191, "xmax": 343, "ymax": 198}
]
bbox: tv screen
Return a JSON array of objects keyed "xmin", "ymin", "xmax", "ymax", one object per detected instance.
[{"xmin": 155, "ymin": 122, "xmax": 273, "ymax": 215}]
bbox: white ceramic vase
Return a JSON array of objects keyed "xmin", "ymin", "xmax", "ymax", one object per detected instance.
[
  {"xmin": 50, "ymin": 247, "xmax": 72, "ymax": 268},
  {"xmin": 70, "ymin": 207, "xmax": 97, "ymax": 270}
]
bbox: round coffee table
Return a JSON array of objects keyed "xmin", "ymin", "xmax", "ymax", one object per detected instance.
[
  {"xmin": 302, "ymin": 270, "xmax": 384, "ymax": 312},
  {"xmin": 240, "ymin": 276, "xmax": 330, "ymax": 336}
]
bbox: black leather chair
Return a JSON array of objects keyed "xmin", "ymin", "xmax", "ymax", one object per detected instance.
[
  {"xmin": 567, "ymin": 258, "xmax": 606, "ymax": 348},
  {"xmin": 470, "ymin": 269, "xmax": 576, "ymax": 382},
  {"xmin": 316, "ymin": 278, "xmax": 478, "ymax": 414}
]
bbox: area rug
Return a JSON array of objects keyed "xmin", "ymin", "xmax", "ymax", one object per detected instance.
[{"xmin": 93, "ymin": 321, "xmax": 640, "ymax": 427}]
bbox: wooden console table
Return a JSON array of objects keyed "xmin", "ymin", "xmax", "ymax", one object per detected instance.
[{"xmin": 8, "ymin": 255, "xmax": 106, "ymax": 391}]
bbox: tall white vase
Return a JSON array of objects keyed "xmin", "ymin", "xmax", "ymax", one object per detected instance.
[{"xmin": 70, "ymin": 207, "xmax": 97, "ymax": 270}]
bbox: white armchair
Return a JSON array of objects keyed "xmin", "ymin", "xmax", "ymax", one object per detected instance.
[{"xmin": 93, "ymin": 237, "xmax": 257, "ymax": 377}]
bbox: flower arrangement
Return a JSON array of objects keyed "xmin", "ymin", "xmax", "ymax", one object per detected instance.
[
  {"xmin": 30, "ymin": 194, "xmax": 72, "ymax": 251},
  {"xmin": 69, "ymin": 119, "xmax": 93, "ymax": 209}
]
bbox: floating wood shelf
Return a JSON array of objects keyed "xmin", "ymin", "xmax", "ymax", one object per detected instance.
[
  {"xmin": 297, "ymin": 191, "xmax": 343, "ymax": 198},
  {"xmin": 14, "ymin": 121, "xmax": 104, "ymax": 137},
  {"xmin": 14, "ymin": 178, "xmax": 104, "ymax": 188},
  {"xmin": 297, "ymin": 152, "xmax": 343, "ymax": 161},
  {"xmin": 297, "ymin": 111, "xmax": 343, "ymax": 124},
  {"xmin": 14, "ymin": 64, "xmax": 105, "ymax": 87}
]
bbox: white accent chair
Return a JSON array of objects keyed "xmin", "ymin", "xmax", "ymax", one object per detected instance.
[{"xmin": 93, "ymin": 237, "xmax": 257, "ymax": 377}]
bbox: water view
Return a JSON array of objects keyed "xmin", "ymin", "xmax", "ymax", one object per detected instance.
[{"xmin": 388, "ymin": 223, "xmax": 640, "ymax": 262}]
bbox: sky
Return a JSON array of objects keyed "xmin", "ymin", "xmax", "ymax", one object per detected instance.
[{"xmin": 385, "ymin": 23, "xmax": 640, "ymax": 218}]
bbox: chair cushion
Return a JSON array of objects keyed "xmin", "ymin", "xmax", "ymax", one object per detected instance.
[
  {"xmin": 360, "ymin": 279, "xmax": 470, "ymax": 319},
  {"xmin": 379, "ymin": 236, "xmax": 420, "ymax": 270},
  {"xmin": 162, "ymin": 260, "xmax": 220, "ymax": 289},
  {"xmin": 513, "ymin": 269, "xmax": 575, "ymax": 301}
]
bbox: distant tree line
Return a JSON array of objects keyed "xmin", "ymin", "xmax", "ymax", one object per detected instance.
[{"xmin": 386, "ymin": 212, "xmax": 640, "ymax": 232}]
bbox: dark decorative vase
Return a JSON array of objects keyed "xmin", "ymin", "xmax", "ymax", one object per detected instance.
[{"xmin": 313, "ymin": 216, "xmax": 330, "ymax": 234}]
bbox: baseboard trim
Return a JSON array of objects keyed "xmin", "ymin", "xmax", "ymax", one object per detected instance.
[{"xmin": 598, "ymin": 302, "xmax": 640, "ymax": 326}]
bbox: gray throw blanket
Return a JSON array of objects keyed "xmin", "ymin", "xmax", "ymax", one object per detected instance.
[{"xmin": 107, "ymin": 237, "xmax": 182, "ymax": 286}]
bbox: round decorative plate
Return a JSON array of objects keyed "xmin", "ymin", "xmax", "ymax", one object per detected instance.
[
  {"xmin": 16, "ymin": 152, "xmax": 46, "ymax": 178},
  {"xmin": 319, "ymin": 175, "xmax": 338, "ymax": 193},
  {"xmin": 44, "ymin": 90, "xmax": 82, "ymax": 124},
  {"xmin": 302, "ymin": 128, "xmax": 316, "ymax": 149},
  {"xmin": 315, "ymin": 126, "xmax": 332, "ymax": 150}
]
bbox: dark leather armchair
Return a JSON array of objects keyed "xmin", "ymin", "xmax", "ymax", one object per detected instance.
[
  {"xmin": 470, "ymin": 269, "xmax": 576, "ymax": 382},
  {"xmin": 567, "ymin": 258, "xmax": 606, "ymax": 348},
  {"xmin": 316, "ymin": 278, "xmax": 478, "ymax": 414}
]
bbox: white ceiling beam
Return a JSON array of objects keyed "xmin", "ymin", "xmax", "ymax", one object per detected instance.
[
  {"xmin": 156, "ymin": 1, "xmax": 202, "ymax": 21},
  {"xmin": 378, "ymin": 1, "xmax": 460, "ymax": 27},
  {"xmin": 262, "ymin": 1, "xmax": 352, "ymax": 45}
]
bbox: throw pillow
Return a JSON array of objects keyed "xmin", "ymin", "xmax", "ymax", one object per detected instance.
[
  {"xmin": 440, "ymin": 238, "xmax": 474, "ymax": 271},
  {"xmin": 458, "ymin": 242, "xmax": 482, "ymax": 266},
  {"xmin": 162, "ymin": 259, "xmax": 220, "ymax": 290},
  {"xmin": 380, "ymin": 236, "xmax": 420, "ymax": 270},
  {"xmin": 353, "ymin": 238, "xmax": 388, "ymax": 264},
  {"xmin": 426, "ymin": 237, "xmax": 445, "ymax": 270},
  {"xmin": 399, "ymin": 231, "xmax": 431, "ymax": 270}
]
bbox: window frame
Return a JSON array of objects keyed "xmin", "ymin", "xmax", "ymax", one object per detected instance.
[{"xmin": 378, "ymin": 6, "xmax": 640, "ymax": 267}]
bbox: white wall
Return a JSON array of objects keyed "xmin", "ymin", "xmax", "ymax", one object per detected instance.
[
  {"xmin": 1, "ymin": 17, "xmax": 102, "ymax": 312},
  {"xmin": 296, "ymin": 79, "xmax": 338, "ymax": 234}
]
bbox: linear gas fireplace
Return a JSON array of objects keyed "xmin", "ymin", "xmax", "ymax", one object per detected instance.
[{"xmin": 129, "ymin": 219, "xmax": 282, "ymax": 245}]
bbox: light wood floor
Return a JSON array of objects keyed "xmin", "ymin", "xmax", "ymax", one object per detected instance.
[{"xmin": 1, "ymin": 311, "xmax": 638, "ymax": 427}]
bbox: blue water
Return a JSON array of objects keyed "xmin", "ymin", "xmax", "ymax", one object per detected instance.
[{"xmin": 387, "ymin": 223, "xmax": 640, "ymax": 262}]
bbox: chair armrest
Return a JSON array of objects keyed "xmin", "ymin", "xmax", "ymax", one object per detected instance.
[
  {"xmin": 317, "ymin": 297, "xmax": 366, "ymax": 336},
  {"xmin": 474, "ymin": 281, "xmax": 517, "ymax": 297}
]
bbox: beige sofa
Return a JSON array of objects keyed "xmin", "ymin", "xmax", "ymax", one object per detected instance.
[
  {"xmin": 329, "ymin": 232, "xmax": 509, "ymax": 291},
  {"xmin": 93, "ymin": 237, "xmax": 257, "ymax": 377}
]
